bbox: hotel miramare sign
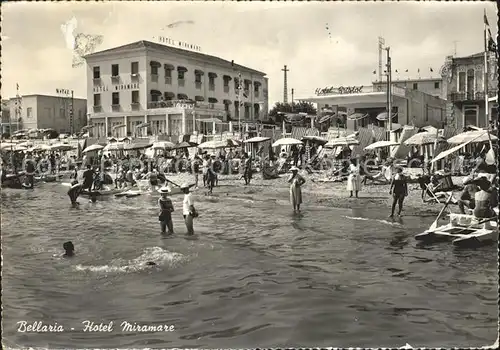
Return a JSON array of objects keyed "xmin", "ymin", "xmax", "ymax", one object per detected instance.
[{"xmin": 315, "ymin": 86, "xmax": 365, "ymax": 96}]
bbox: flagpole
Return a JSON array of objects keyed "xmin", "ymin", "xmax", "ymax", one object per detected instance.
[
  {"xmin": 484, "ymin": 9, "xmax": 489, "ymax": 127},
  {"xmin": 238, "ymin": 72, "xmax": 242, "ymax": 142}
]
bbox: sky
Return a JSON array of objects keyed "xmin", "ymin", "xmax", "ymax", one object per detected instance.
[{"xmin": 1, "ymin": 1, "xmax": 497, "ymax": 107}]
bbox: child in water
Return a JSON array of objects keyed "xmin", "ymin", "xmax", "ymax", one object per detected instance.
[{"xmin": 63, "ymin": 241, "xmax": 75, "ymax": 257}]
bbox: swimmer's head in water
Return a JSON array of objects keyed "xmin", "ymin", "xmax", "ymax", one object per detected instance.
[{"xmin": 63, "ymin": 241, "xmax": 74, "ymax": 255}]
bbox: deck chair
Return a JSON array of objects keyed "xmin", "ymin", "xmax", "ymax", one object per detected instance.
[
  {"xmin": 363, "ymin": 165, "xmax": 392, "ymax": 185},
  {"xmin": 422, "ymin": 174, "xmax": 460, "ymax": 205}
]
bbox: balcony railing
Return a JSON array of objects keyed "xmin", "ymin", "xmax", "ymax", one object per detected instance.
[
  {"xmin": 178, "ymin": 79, "xmax": 185, "ymax": 87},
  {"xmin": 93, "ymin": 105, "xmax": 102, "ymax": 113},
  {"xmin": 165, "ymin": 77, "xmax": 172, "ymax": 85},
  {"xmin": 131, "ymin": 103, "xmax": 140, "ymax": 111},
  {"xmin": 151, "ymin": 74, "xmax": 158, "ymax": 83},
  {"xmin": 254, "ymin": 90, "xmax": 260, "ymax": 98},
  {"xmin": 195, "ymin": 81, "xmax": 202, "ymax": 89},
  {"xmin": 224, "ymin": 85, "xmax": 230, "ymax": 93},
  {"xmin": 112, "ymin": 104, "xmax": 120, "ymax": 112},
  {"xmin": 92, "ymin": 78, "xmax": 101, "ymax": 84},
  {"xmin": 209, "ymin": 83, "xmax": 215, "ymax": 91},
  {"xmin": 111, "ymin": 75, "xmax": 120, "ymax": 81},
  {"xmin": 449, "ymin": 91, "xmax": 497, "ymax": 102}
]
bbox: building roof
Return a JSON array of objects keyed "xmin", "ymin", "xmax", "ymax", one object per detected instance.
[
  {"xmin": 7, "ymin": 94, "xmax": 86, "ymax": 100},
  {"xmin": 373, "ymin": 77, "xmax": 442, "ymax": 84},
  {"xmin": 84, "ymin": 40, "xmax": 267, "ymax": 76}
]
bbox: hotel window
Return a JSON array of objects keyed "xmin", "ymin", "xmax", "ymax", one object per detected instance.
[
  {"xmin": 27, "ymin": 107, "xmax": 33, "ymax": 118},
  {"xmin": 412, "ymin": 83, "xmax": 418, "ymax": 90},
  {"xmin": 244, "ymin": 105, "xmax": 250, "ymax": 119},
  {"xmin": 234, "ymin": 101, "xmax": 239, "ymax": 118},
  {"xmin": 131, "ymin": 90, "xmax": 139, "ymax": 104},
  {"xmin": 178, "ymin": 70, "xmax": 185, "ymax": 80},
  {"xmin": 111, "ymin": 64, "xmax": 119, "ymax": 76},
  {"xmin": 112, "ymin": 92, "xmax": 120, "ymax": 105},
  {"xmin": 458, "ymin": 72, "xmax": 466, "ymax": 92},
  {"xmin": 93, "ymin": 66, "xmax": 100, "ymax": 79},
  {"xmin": 434, "ymin": 82, "xmax": 440, "ymax": 89},
  {"xmin": 131, "ymin": 62, "xmax": 139, "ymax": 75},
  {"xmin": 151, "ymin": 65, "xmax": 159, "ymax": 76},
  {"xmin": 165, "ymin": 68, "xmax": 172, "ymax": 78},
  {"xmin": 93, "ymin": 94, "xmax": 101, "ymax": 106},
  {"xmin": 195, "ymin": 73, "xmax": 202, "ymax": 83},
  {"xmin": 208, "ymin": 72, "xmax": 216, "ymax": 91}
]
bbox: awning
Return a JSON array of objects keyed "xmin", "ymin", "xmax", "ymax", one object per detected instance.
[
  {"xmin": 194, "ymin": 69, "xmax": 204, "ymax": 76},
  {"xmin": 136, "ymin": 122, "xmax": 150, "ymax": 129},
  {"xmin": 208, "ymin": 97, "xmax": 218, "ymax": 103},
  {"xmin": 150, "ymin": 89, "xmax": 162, "ymax": 96},
  {"xmin": 244, "ymin": 79, "xmax": 251, "ymax": 84},
  {"xmin": 150, "ymin": 61, "xmax": 161, "ymax": 68},
  {"xmin": 208, "ymin": 72, "xmax": 217, "ymax": 78},
  {"xmin": 177, "ymin": 66, "xmax": 188, "ymax": 72},
  {"xmin": 197, "ymin": 118, "xmax": 223, "ymax": 124},
  {"xmin": 253, "ymin": 81, "xmax": 261, "ymax": 86},
  {"xmin": 244, "ymin": 102, "xmax": 252, "ymax": 107},
  {"xmin": 317, "ymin": 114, "xmax": 335, "ymax": 124},
  {"xmin": 111, "ymin": 124, "xmax": 126, "ymax": 130},
  {"xmin": 164, "ymin": 91, "xmax": 175, "ymax": 99},
  {"xmin": 164, "ymin": 63, "xmax": 174, "ymax": 70},
  {"xmin": 177, "ymin": 93, "xmax": 189, "ymax": 100},
  {"xmin": 223, "ymin": 99, "xmax": 232, "ymax": 104},
  {"xmin": 195, "ymin": 96, "xmax": 205, "ymax": 102},
  {"xmin": 223, "ymin": 75, "xmax": 232, "ymax": 81}
]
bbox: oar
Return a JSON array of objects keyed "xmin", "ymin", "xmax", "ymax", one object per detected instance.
[
  {"xmin": 429, "ymin": 193, "xmax": 454, "ymax": 231},
  {"xmin": 425, "ymin": 183, "xmax": 453, "ymax": 214},
  {"xmin": 164, "ymin": 178, "xmax": 180, "ymax": 187}
]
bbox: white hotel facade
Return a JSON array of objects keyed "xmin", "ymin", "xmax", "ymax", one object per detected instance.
[{"xmin": 84, "ymin": 40, "xmax": 269, "ymax": 138}]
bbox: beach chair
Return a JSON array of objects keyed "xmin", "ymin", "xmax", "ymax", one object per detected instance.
[{"xmin": 422, "ymin": 173, "xmax": 460, "ymax": 204}]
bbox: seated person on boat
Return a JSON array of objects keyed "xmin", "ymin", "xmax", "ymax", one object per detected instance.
[
  {"xmin": 473, "ymin": 176, "xmax": 498, "ymax": 219},
  {"xmin": 457, "ymin": 176, "xmax": 479, "ymax": 214}
]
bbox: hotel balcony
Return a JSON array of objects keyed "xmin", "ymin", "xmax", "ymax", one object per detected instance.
[
  {"xmin": 195, "ymin": 82, "xmax": 202, "ymax": 90},
  {"xmin": 178, "ymin": 79, "xmax": 185, "ymax": 88},
  {"xmin": 449, "ymin": 90, "xmax": 498, "ymax": 102},
  {"xmin": 224, "ymin": 85, "xmax": 230, "ymax": 93},
  {"xmin": 151, "ymin": 74, "xmax": 158, "ymax": 83},
  {"xmin": 111, "ymin": 104, "xmax": 120, "ymax": 112},
  {"xmin": 93, "ymin": 105, "xmax": 102, "ymax": 113},
  {"xmin": 165, "ymin": 77, "xmax": 172, "ymax": 85},
  {"xmin": 131, "ymin": 103, "xmax": 140, "ymax": 111}
]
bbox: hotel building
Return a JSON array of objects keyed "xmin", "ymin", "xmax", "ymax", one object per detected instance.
[
  {"xmin": 298, "ymin": 82, "xmax": 447, "ymax": 130},
  {"xmin": 84, "ymin": 40, "xmax": 268, "ymax": 139},
  {"xmin": 1, "ymin": 94, "xmax": 87, "ymax": 135},
  {"xmin": 440, "ymin": 52, "xmax": 498, "ymax": 129}
]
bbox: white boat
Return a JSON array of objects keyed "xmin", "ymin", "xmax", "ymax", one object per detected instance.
[{"xmin": 415, "ymin": 213, "xmax": 498, "ymax": 247}]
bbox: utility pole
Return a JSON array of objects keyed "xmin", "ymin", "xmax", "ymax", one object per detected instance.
[
  {"xmin": 282, "ymin": 65, "xmax": 289, "ymax": 103},
  {"xmin": 378, "ymin": 37, "xmax": 385, "ymax": 82},
  {"xmin": 291, "ymin": 88, "xmax": 294, "ymax": 109},
  {"xmin": 238, "ymin": 72, "xmax": 243, "ymax": 140},
  {"xmin": 14, "ymin": 83, "xmax": 21, "ymax": 133},
  {"xmin": 452, "ymin": 40, "xmax": 459, "ymax": 57},
  {"xmin": 385, "ymin": 47, "xmax": 392, "ymax": 134}
]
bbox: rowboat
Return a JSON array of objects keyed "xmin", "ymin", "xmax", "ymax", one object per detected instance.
[{"xmin": 415, "ymin": 213, "xmax": 498, "ymax": 247}]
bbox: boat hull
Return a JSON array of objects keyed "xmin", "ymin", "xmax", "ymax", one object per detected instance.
[{"xmin": 416, "ymin": 214, "xmax": 498, "ymax": 247}]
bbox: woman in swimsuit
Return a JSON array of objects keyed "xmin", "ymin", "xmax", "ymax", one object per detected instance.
[{"xmin": 389, "ymin": 167, "xmax": 408, "ymax": 217}]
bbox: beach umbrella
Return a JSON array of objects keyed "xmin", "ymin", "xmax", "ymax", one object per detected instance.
[
  {"xmin": 324, "ymin": 138, "xmax": 359, "ymax": 148},
  {"xmin": 34, "ymin": 144, "xmax": 52, "ymax": 152},
  {"xmin": 302, "ymin": 135, "xmax": 328, "ymax": 144},
  {"xmin": 272, "ymin": 137, "xmax": 303, "ymax": 147},
  {"xmin": 17, "ymin": 141, "xmax": 34, "ymax": 148},
  {"xmin": 376, "ymin": 112, "xmax": 397, "ymax": 121},
  {"xmin": 14, "ymin": 145, "xmax": 28, "ymax": 151},
  {"xmin": 227, "ymin": 138, "xmax": 242, "ymax": 147},
  {"xmin": 404, "ymin": 132, "xmax": 444, "ymax": 146},
  {"xmin": 152, "ymin": 141, "xmax": 175, "ymax": 150},
  {"xmin": 244, "ymin": 136, "xmax": 271, "ymax": 143},
  {"xmin": 0, "ymin": 142, "xmax": 16, "ymax": 150},
  {"xmin": 446, "ymin": 130, "xmax": 497, "ymax": 144},
  {"xmin": 174, "ymin": 141, "xmax": 198, "ymax": 149},
  {"xmin": 198, "ymin": 140, "xmax": 228, "ymax": 149},
  {"xmin": 346, "ymin": 113, "xmax": 368, "ymax": 121},
  {"xmin": 118, "ymin": 136, "xmax": 132, "ymax": 142},
  {"xmin": 364, "ymin": 140, "xmax": 399, "ymax": 150},
  {"xmin": 103, "ymin": 142, "xmax": 124, "ymax": 151},
  {"xmin": 50, "ymin": 143, "xmax": 75, "ymax": 151},
  {"xmin": 124, "ymin": 142, "xmax": 153, "ymax": 150},
  {"xmin": 83, "ymin": 144, "xmax": 104, "ymax": 153}
]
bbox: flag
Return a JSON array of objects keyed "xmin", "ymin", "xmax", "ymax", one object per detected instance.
[
  {"xmin": 430, "ymin": 67, "xmax": 433, "ymax": 72},
  {"xmin": 372, "ymin": 70, "xmax": 376, "ymax": 74},
  {"xmin": 395, "ymin": 69, "xmax": 399, "ymax": 73},
  {"xmin": 417, "ymin": 69, "xmax": 420, "ymax": 73},
  {"xmin": 16, "ymin": 83, "xmax": 19, "ymax": 90},
  {"xmin": 484, "ymin": 10, "xmax": 497, "ymax": 53}
]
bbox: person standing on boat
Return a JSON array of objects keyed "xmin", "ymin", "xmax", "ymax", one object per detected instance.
[
  {"xmin": 181, "ymin": 183, "xmax": 197, "ymax": 236},
  {"xmin": 288, "ymin": 166, "xmax": 306, "ymax": 213},
  {"xmin": 347, "ymin": 158, "xmax": 362, "ymax": 198},
  {"xmin": 473, "ymin": 177, "xmax": 498, "ymax": 219},
  {"xmin": 389, "ymin": 167, "xmax": 408, "ymax": 217},
  {"xmin": 158, "ymin": 186, "xmax": 174, "ymax": 235}
]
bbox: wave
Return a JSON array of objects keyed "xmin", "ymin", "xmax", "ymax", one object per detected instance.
[
  {"xmin": 74, "ymin": 247, "xmax": 184, "ymax": 274},
  {"xmin": 343, "ymin": 215, "xmax": 403, "ymax": 227}
]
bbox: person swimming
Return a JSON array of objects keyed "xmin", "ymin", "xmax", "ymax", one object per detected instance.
[
  {"xmin": 63, "ymin": 241, "xmax": 75, "ymax": 257},
  {"xmin": 68, "ymin": 180, "xmax": 83, "ymax": 205}
]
